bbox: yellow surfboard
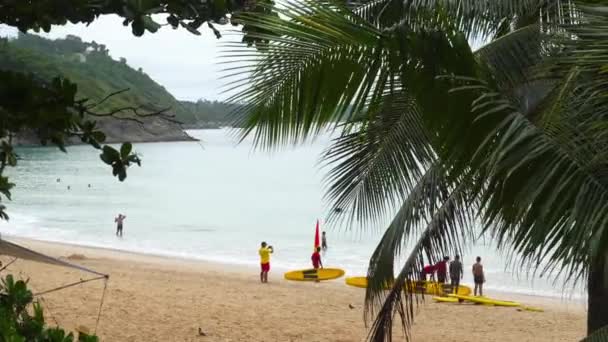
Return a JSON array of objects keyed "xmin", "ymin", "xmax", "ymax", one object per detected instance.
[
  {"xmin": 345, "ymin": 277, "xmax": 472, "ymax": 296},
  {"xmin": 284, "ymin": 268, "xmax": 345, "ymax": 281},
  {"xmin": 433, "ymin": 296, "xmax": 459, "ymax": 303},
  {"xmin": 448, "ymin": 294, "xmax": 520, "ymax": 307},
  {"xmin": 345, "ymin": 276, "xmax": 391, "ymax": 289},
  {"xmin": 434, "ymin": 295, "xmax": 495, "ymax": 305}
]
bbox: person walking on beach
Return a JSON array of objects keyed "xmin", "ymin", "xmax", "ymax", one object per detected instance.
[
  {"xmin": 321, "ymin": 231, "xmax": 328, "ymax": 250},
  {"xmin": 473, "ymin": 256, "xmax": 485, "ymax": 296},
  {"xmin": 435, "ymin": 256, "xmax": 449, "ymax": 284},
  {"xmin": 114, "ymin": 214, "xmax": 126, "ymax": 237},
  {"xmin": 449, "ymin": 255, "xmax": 463, "ymax": 294},
  {"xmin": 259, "ymin": 242, "xmax": 273, "ymax": 283}
]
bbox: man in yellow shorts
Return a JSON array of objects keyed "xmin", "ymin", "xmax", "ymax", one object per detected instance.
[{"xmin": 259, "ymin": 241, "xmax": 273, "ymax": 283}]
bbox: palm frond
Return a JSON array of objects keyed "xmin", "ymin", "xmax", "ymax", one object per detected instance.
[
  {"xmin": 322, "ymin": 89, "xmax": 434, "ymax": 226},
  {"xmin": 410, "ymin": 0, "xmax": 578, "ymax": 39},
  {"xmin": 446, "ymin": 77, "xmax": 608, "ymax": 283},
  {"xmin": 364, "ymin": 165, "xmax": 478, "ymax": 341},
  {"xmin": 582, "ymin": 324, "xmax": 608, "ymax": 342},
  {"xmin": 223, "ymin": 0, "xmax": 387, "ymax": 148}
]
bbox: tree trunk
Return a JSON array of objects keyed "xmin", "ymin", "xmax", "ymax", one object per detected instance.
[{"xmin": 588, "ymin": 250, "xmax": 608, "ymax": 334}]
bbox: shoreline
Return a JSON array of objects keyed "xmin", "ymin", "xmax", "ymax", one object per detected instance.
[
  {"xmin": 13, "ymin": 133, "xmax": 199, "ymax": 147},
  {"xmin": 0, "ymin": 236, "xmax": 587, "ymax": 341},
  {"xmin": 4, "ymin": 235, "xmax": 588, "ymax": 306}
]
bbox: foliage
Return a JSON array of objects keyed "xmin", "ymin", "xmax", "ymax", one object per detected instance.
[
  {"xmin": 0, "ymin": 274, "xmax": 99, "ymax": 342},
  {"xmin": 0, "ymin": 61, "xmax": 143, "ymax": 218},
  {"xmin": 0, "ymin": 0, "xmax": 247, "ymax": 38},
  {"xmin": 226, "ymin": 0, "xmax": 608, "ymax": 340},
  {"xmin": 3, "ymin": 34, "xmax": 187, "ymax": 121},
  {"xmin": 2, "ymin": 33, "xmax": 236, "ymax": 128},
  {"xmin": 582, "ymin": 324, "xmax": 608, "ymax": 342},
  {"xmin": 0, "ymin": 0, "xmax": 256, "ymax": 219},
  {"xmin": 179, "ymin": 99, "xmax": 241, "ymax": 127}
]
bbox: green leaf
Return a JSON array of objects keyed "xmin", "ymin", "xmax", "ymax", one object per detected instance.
[
  {"xmin": 132, "ymin": 17, "xmax": 145, "ymax": 36},
  {"xmin": 102, "ymin": 145, "xmax": 120, "ymax": 160},
  {"xmin": 120, "ymin": 142, "xmax": 132, "ymax": 159},
  {"xmin": 180, "ymin": 22, "xmax": 201, "ymax": 36},
  {"xmin": 99, "ymin": 153, "xmax": 113, "ymax": 165},
  {"xmin": 142, "ymin": 16, "xmax": 161, "ymax": 33},
  {"xmin": 117, "ymin": 166, "xmax": 127, "ymax": 181}
]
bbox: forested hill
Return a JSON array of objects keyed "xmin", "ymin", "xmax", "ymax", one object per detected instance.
[
  {"xmin": 0, "ymin": 33, "xmax": 234, "ymax": 143},
  {"xmin": 179, "ymin": 99, "xmax": 238, "ymax": 128}
]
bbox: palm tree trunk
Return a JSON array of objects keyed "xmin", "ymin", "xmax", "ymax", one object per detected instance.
[{"xmin": 588, "ymin": 250, "xmax": 608, "ymax": 334}]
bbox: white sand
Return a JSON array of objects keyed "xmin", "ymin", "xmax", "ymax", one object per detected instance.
[{"xmin": 0, "ymin": 238, "xmax": 586, "ymax": 341}]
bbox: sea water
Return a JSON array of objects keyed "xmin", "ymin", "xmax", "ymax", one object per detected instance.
[{"xmin": 0, "ymin": 129, "xmax": 585, "ymax": 300}]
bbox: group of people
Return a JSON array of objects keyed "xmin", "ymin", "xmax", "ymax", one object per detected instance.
[
  {"xmin": 258, "ymin": 231, "xmax": 329, "ymax": 283},
  {"xmin": 422, "ymin": 255, "xmax": 486, "ymax": 296},
  {"xmin": 257, "ymin": 235, "xmax": 487, "ymax": 296}
]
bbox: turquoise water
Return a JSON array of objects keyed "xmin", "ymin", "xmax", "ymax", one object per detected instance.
[{"xmin": 0, "ymin": 129, "xmax": 584, "ymax": 299}]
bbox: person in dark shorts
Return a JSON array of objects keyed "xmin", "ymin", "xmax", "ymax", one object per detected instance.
[
  {"xmin": 449, "ymin": 255, "xmax": 463, "ymax": 294},
  {"xmin": 435, "ymin": 256, "xmax": 449, "ymax": 283},
  {"xmin": 321, "ymin": 231, "xmax": 328, "ymax": 250},
  {"xmin": 473, "ymin": 256, "xmax": 485, "ymax": 296},
  {"xmin": 114, "ymin": 214, "xmax": 126, "ymax": 237}
]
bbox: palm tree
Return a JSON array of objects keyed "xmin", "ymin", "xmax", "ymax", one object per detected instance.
[{"xmin": 223, "ymin": 0, "xmax": 608, "ymax": 340}]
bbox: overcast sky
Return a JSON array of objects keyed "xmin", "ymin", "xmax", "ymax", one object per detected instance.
[{"xmin": 36, "ymin": 16, "xmax": 243, "ymax": 102}]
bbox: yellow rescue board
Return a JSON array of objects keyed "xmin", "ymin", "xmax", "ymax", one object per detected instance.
[
  {"xmin": 284, "ymin": 268, "xmax": 345, "ymax": 281},
  {"xmin": 344, "ymin": 277, "xmax": 471, "ymax": 296},
  {"xmin": 344, "ymin": 276, "xmax": 391, "ymax": 289},
  {"xmin": 433, "ymin": 296, "xmax": 494, "ymax": 305},
  {"xmin": 433, "ymin": 296, "xmax": 459, "ymax": 303},
  {"xmin": 520, "ymin": 306, "xmax": 544, "ymax": 312},
  {"xmin": 448, "ymin": 294, "xmax": 520, "ymax": 307}
]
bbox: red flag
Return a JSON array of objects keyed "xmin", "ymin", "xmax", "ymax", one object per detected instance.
[{"xmin": 314, "ymin": 219, "xmax": 320, "ymax": 251}]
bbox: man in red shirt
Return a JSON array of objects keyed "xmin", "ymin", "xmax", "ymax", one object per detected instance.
[
  {"xmin": 311, "ymin": 247, "xmax": 323, "ymax": 269},
  {"xmin": 435, "ymin": 256, "xmax": 450, "ymax": 284},
  {"xmin": 422, "ymin": 264, "xmax": 436, "ymax": 281}
]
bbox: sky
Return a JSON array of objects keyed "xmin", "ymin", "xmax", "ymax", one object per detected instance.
[{"xmin": 33, "ymin": 16, "xmax": 244, "ymax": 102}]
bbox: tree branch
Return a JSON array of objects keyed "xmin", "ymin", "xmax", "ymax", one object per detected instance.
[{"xmin": 85, "ymin": 88, "xmax": 130, "ymax": 110}]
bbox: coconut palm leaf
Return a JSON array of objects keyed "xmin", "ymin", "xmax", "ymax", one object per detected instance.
[
  {"xmin": 364, "ymin": 165, "xmax": 478, "ymax": 341},
  {"xmin": 224, "ymin": 0, "xmax": 608, "ymax": 340},
  {"xmin": 582, "ymin": 324, "xmax": 608, "ymax": 342},
  {"xmin": 410, "ymin": 0, "xmax": 575, "ymax": 36},
  {"xmin": 445, "ymin": 76, "xmax": 608, "ymax": 282},
  {"xmin": 223, "ymin": 1, "xmax": 387, "ymax": 148},
  {"xmin": 322, "ymin": 89, "xmax": 434, "ymax": 226}
]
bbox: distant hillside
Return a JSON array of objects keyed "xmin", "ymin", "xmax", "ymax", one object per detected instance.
[
  {"xmin": 179, "ymin": 99, "xmax": 238, "ymax": 128},
  {"xmin": 0, "ymin": 33, "xmax": 234, "ymax": 143}
]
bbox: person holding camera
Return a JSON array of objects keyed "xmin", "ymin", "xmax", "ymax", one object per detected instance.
[{"xmin": 259, "ymin": 241, "xmax": 274, "ymax": 283}]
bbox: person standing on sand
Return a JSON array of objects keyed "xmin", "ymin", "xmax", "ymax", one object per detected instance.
[
  {"xmin": 321, "ymin": 231, "xmax": 328, "ymax": 250},
  {"xmin": 473, "ymin": 256, "xmax": 485, "ymax": 296},
  {"xmin": 114, "ymin": 214, "xmax": 126, "ymax": 237},
  {"xmin": 259, "ymin": 242, "xmax": 273, "ymax": 283},
  {"xmin": 435, "ymin": 256, "xmax": 449, "ymax": 284},
  {"xmin": 449, "ymin": 255, "xmax": 463, "ymax": 294},
  {"xmin": 312, "ymin": 247, "xmax": 323, "ymax": 269},
  {"xmin": 311, "ymin": 246, "xmax": 323, "ymax": 282}
]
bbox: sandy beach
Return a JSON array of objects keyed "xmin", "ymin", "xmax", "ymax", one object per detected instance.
[{"xmin": 0, "ymin": 238, "xmax": 586, "ymax": 341}]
